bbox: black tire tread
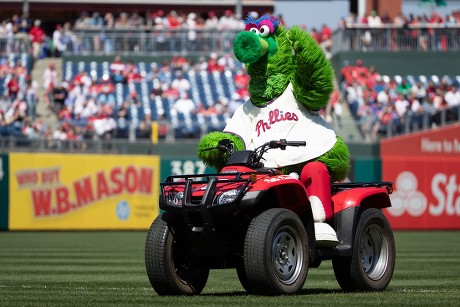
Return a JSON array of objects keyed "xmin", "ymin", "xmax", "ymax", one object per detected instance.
[{"xmin": 332, "ymin": 208, "xmax": 395, "ymax": 292}]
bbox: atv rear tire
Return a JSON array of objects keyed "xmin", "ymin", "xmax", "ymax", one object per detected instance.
[
  {"xmin": 145, "ymin": 213, "xmax": 210, "ymax": 295},
  {"xmin": 243, "ymin": 208, "xmax": 309, "ymax": 295},
  {"xmin": 332, "ymin": 208, "xmax": 395, "ymax": 292}
]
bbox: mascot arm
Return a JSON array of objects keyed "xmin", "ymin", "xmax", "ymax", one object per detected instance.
[
  {"xmin": 197, "ymin": 131, "xmax": 245, "ymax": 171},
  {"xmin": 286, "ymin": 25, "xmax": 334, "ymax": 111}
]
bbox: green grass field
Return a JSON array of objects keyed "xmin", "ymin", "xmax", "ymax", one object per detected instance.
[{"xmin": 0, "ymin": 231, "xmax": 459, "ymax": 306}]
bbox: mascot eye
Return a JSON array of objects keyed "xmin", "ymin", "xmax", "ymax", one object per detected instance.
[
  {"xmin": 249, "ymin": 27, "xmax": 260, "ymax": 35},
  {"xmin": 259, "ymin": 25, "xmax": 270, "ymax": 37}
]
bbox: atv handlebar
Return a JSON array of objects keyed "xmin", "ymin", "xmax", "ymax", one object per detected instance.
[
  {"xmin": 202, "ymin": 139, "xmax": 306, "ymax": 168},
  {"xmin": 269, "ymin": 139, "xmax": 306, "ymax": 150}
]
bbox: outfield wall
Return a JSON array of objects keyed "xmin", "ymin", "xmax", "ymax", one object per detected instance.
[
  {"xmin": 1, "ymin": 134, "xmax": 458, "ymax": 230},
  {"xmin": 381, "ymin": 123, "xmax": 460, "ymax": 230},
  {"xmin": 0, "ymin": 144, "xmax": 380, "ymax": 231}
]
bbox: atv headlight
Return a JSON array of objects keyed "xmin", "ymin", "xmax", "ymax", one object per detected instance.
[
  {"xmin": 166, "ymin": 191, "xmax": 184, "ymax": 207},
  {"xmin": 216, "ymin": 188, "xmax": 241, "ymax": 205}
]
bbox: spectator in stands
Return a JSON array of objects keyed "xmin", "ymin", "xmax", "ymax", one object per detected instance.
[
  {"xmin": 170, "ymin": 56, "xmax": 188, "ymax": 72},
  {"xmin": 6, "ymin": 73, "xmax": 20, "ymax": 102},
  {"xmin": 374, "ymin": 104, "xmax": 401, "ymax": 137},
  {"xmin": 444, "ymin": 86, "xmax": 460, "ymax": 109},
  {"xmin": 345, "ymin": 80, "xmax": 363, "ymax": 118},
  {"xmin": 357, "ymin": 98, "xmax": 377, "ymax": 142},
  {"xmin": 77, "ymin": 96, "xmax": 98, "ymax": 119},
  {"xmin": 319, "ymin": 24, "xmax": 333, "ymax": 57},
  {"xmin": 109, "ymin": 55, "xmax": 127, "ymax": 83},
  {"xmin": 42, "ymin": 62, "xmax": 59, "ymax": 101},
  {"xmin": 443, "ymin": 86, "xmax": 460, "ymax": 121},
  {"xmin": 24, "ymin": 77, "xmax": 38, "ymax": 118},
  {"xmin": 227, "ymin": 93, "xmax": 244, "ymax": 116},
  {"xmin": 52, "ymin": 24, "xmax": 66, "ymax": 57},
  {"xmin": 217, "ymin": 53, "xmax": 235, "ymax": 71},
  {"xmin": 186, "ymin": 12, "xmax": 198, "ymax": 51},
  {"xmin": 51, "ymin": 81, "xmax": 68, "ymax": 113},
  {"xmin": 166, "ymin": 11, "xmax": 181, "ymax": 52},
  {"xmin": 58, "ymin": 104, "xmax": 73, "ymax": 121},
  {"xmin": 91, "ymin": 104, "xmax": 117, "ymax": 139},
  {"xmin": 171, "ymin": 92, "xmax": 195, "ymax": 114},
  {"xmin": 149, "ymin": 82, "xmax": 164, "ymax": 100},
  {"xmin": 407, "ymin": 92, "xmax": 425, "ymax": 130},
  {"xmin": 394, "ymin": 93, "xmax": 410, "ymax": 118},
  {"xmin": 425, "ymin": 80, "xmax": 437, "ymax": 97},
  {"xmin": 218, "ymin": 10, "xmax": 243, "ymax": 30},
  {"xmin": 96, "ymin": 75, "xmax": 116, "ymax": 106},
  {"xmin": 397, "ymin": 80, "xmax": 412, "ymax": 97},
  {"xmin": 22, "ymin": 118, "xmax": 40, "ymax": 140},
  {"xmin": 207, "ymin": 52, "xmax": 224, "ymax": 72},
  {"xmin": 3, "ymin": 99, "xmax": 27, "ymax": 137},
  {"xmin": 205, "ymin": 11, "xmax": 219, "ymax": 29},
  {"xmin": 213, "ymin": 97, "xmax": 228, "ymax": 115},
  {"xmin": 29, "ymin": 19, "xmax": 46, "ymax": 60},
  {"xmin": 310, "ymin": 28, "xmax": 321, "ymax": 44},
  {"xmin": 171, "ymin": 71, "xmax": 191, "ymax": 93},
  {"xmin": 14, "ymin": 60, "xmax": 27, "ymax": 77},
  {"xmin": 115, "ymin": 101, "xmax": 130, "ymax": 138},
  {"xmin": 411, "ymin": 81, "xmax": 427, "ymax": 100},
  {"xmin": 126, "ymin": 91, "xmax": 141, "ymax": 108},
  {"xmin": 70, "ymin": 112, "xmax": 88, "ymax": 131},
  {"xmin": 162, "ymin": 83, "xmax": 180, "ymax": 100},
  {"xmin": 150, "ymin": 10, "xmax": 168, "ymax": 51},
  {"xmin": 125, "ymin": 60, "xmax": 142, "ymax": 83},
  {"xmin": 233, "ymin": 67, "xmax": 249, "ymax": 88},
  {"xmin": 145, "ymin": 63, "xmax": 160, "ymax": 82},
  {"xmin": 329, "ymin": 90, "xmax": 343, "ymax": 129},
  {"xmin": 137, "ymin": 111, "xmax": 153, "ymax": 139}
]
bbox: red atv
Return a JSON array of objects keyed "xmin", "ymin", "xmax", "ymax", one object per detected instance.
[{"xmin": 145, "ymin": 139, "xmax": 396, "ymax": 295}]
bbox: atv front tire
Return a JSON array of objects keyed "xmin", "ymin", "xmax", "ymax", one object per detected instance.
[
  {"xmin": 145, "ymin": 213, "xmax": 210, "ymax": 295},
  {"xmin": 243, "ymin": 208, "xmax": 309, "ymax": 295}
]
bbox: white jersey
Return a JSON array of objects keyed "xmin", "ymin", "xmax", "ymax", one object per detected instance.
[{"xmin": 224, "ymin": 83, "xmax": 337, "ymax": 168}]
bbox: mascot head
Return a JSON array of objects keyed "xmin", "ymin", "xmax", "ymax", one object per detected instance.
[
  {"xmin": 233, "ymin": 13, "xmax": 333, "ymax": 110},
  {"xmin": 233, "ymin": 14, "xmax": 293, "ymax": 107}
]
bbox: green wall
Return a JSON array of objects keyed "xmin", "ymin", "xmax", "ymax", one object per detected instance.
[
  {"xmin": 0, "ymin": 154, "xmax": 8, "ymax": 230},
  {"xmin": 331, "ymin": 51, "xmax": 460, "ymax": 82}
]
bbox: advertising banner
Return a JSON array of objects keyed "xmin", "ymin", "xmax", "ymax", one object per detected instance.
[
  {"xmin": 160, "ymin": 157, "xmax": 213, "ymax": 180},
  {"xmin": 9, "ymin": 153, "xmax": 160, "ymax": 230},
  {"xmin": 381, "ymin": 124, "xmax": 460, "ymax": 229}
]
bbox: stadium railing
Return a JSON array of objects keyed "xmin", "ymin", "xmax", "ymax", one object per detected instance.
[
  {"xmin": 64, "ymin": 28, "xmax": 240, "ymax": 56},
  {"xmin": 0, "ymin": 37, "xmax": 31, "ymax": 56},
  {"xmin": 332, "ymin": 24, "xmax": 460, "ymax": 54}
]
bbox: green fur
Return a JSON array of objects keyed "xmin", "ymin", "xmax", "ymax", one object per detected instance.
[
  {"xmin": 199, "ymin": 18, "xmax": 350, "ymax": 182},
  {"xmin": 282, "ymin": 137, "xmax": 350, "ymax": 182},
  {"xmin": 197, "ymin": 131, "xmax": 245, "ymax": 171},
  {"xmin": 237, "ymin": 25, "xmax": 333, "ymax": 110},
  {"xmin": 233, "ymin": 31, "xmax": 263, "ymax": 64},
  {"xmin": 287, "ymin": 26, "xmax": 334, "ymax": 111},
  {"xmin": 316, "ymin": 137, "xmax": 350, "ymax": 182},
  {"xmin": 243, "ymin": 27, "xmax": 293, "ymax": 106}
]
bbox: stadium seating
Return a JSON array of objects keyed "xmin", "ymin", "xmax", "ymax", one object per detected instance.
[{"xmin": 61, "ymin": 59, "xmax": 232, "ymax": 139}]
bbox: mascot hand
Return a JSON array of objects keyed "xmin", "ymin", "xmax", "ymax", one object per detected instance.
[
  {"xmin": 286, "ymin": 26, "xmax": 305, "ymax": 56},
  {"xmin": 197, "ymin": 131, "xmax": 245, "ymax": 171}
]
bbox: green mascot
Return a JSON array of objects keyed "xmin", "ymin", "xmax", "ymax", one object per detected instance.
[{"xmin": 197, "ymin": 14, "xmax": 350, "ymax": 246}]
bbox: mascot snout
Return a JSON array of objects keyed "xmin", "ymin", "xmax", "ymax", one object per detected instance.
[{"xmin": 233, "ymin": 31, "xmax": 269, "ymax": 64}]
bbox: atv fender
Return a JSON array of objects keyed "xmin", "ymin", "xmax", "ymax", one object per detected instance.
[{"xmin": 331, "ymin": 187, "xmax": 391, "ymax": 254}]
